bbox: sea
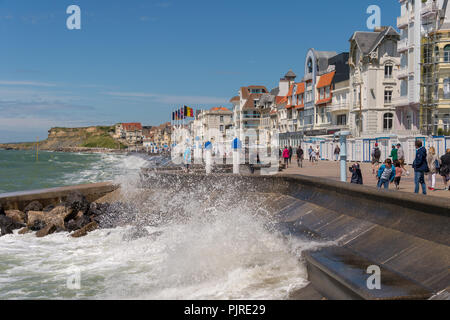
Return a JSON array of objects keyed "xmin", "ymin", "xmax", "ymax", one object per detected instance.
[{"xmin": 0, "ymin": 149, "xmax": 328, "ymax": 300}]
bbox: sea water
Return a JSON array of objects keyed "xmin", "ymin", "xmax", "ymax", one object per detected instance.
[{"xmin": 0, "ymin": 149, "xmax": 332, "ymax": 300}]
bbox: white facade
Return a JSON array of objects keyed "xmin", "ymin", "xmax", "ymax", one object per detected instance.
[{"xmin": 349, "ymin": 27, "xmax": 402, "ymax": 137}]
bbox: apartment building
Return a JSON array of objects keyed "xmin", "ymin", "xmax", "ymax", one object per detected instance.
[
  {"xmin": 229, "ymin": 85, "xmax": 269, "ymax": 142},
  {"xmin": 348, "ymin": 26, "xmax": 401, "ymax": 137},
  {"xmin": 193, "ymin": 107, "xmax": 233, "ymax": 143}
]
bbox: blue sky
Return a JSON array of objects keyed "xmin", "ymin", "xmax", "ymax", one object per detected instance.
[{"xmin": 0, "ymin": 0, "xmax": 399, "ymax": 142}]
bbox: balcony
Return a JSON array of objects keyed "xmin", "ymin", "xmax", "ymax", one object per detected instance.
[
  {"xmin": 421, "ymin": 2, "xmax": 438, "ymax": 17},
  {"xmin": 397, "ymin": 15, "xmax": 408, "ymax": 29},
  {"xmin": 397, "ymin": 38, "xmax": 408, "ymax": 53},
  {"xmin": 329, "ymin": 102, "xmax": 350, "ymax": 112},
  {"xmin": 397, "ymin": 68, "xmax": 409, "ymax": 79},
  {"xmin": 393, "ymin": 96, "xmax": 409, "ymax": 107}
]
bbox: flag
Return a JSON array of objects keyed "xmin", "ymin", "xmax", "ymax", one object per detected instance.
[{"xmin": 184, "ymin": 105, "xmax": 194, "ymax": 118}]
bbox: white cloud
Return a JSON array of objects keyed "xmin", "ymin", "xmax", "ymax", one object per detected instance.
[
  {"xmin": 0, "ymin": 80, "xmax": 58, "ymax": 87},
  {"xmin": 103, "ymin": 91, "xmax": 228, "ymax": 105}
]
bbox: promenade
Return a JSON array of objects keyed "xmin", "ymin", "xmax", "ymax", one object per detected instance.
[{"xmin": 280, "ymin": 158, "xmax": 450, "ymax": 199}]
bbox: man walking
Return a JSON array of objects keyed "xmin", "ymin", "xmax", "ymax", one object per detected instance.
[
  {"xmin": 296, "ymin": 146, "xmax": 304, "ymax": 168},
  {"xmin": 396, "ymin": 143, "xmax": 409, "ymax": 175},
  {"xmin": 371, "ymin": 143, "xmax": 381, "ymax": 175},
  {"xmin": 308, "ymin": 146, "xmax": 314, "ymax": 162},
  {"xmin": 412, "ymin": 140, "xmax": 428, "ymax": 195}
]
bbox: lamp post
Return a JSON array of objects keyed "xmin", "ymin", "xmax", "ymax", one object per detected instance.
[{"xmin": 334, "ymin": 131, "xmax": 351, "ymax": 182}]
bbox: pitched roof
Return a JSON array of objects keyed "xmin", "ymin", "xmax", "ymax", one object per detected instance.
[
  {"xmin": 229, "ymin": 96, "xmax": 240, "ymax": 103},
  {"xmin": 295, "ymin": 83, "xmax": 305, "ymax": 95},
  {"xmin": 210, "ymin": 107, "xmax": 231, "ymax": 112},
  {"xmin": 351, "ymin": 27, "xmax": 399, "ymax": 56},
  {"xmin": 317, "ymin": 71, "xmax": 335, "ymax": 88},
  {"xmin": 284, "ymin": 70, "xmax": 297, "ymax": 78},
  {"xmin": 122, "ymin": 123, "xmax": 143, "ymax": 131}
]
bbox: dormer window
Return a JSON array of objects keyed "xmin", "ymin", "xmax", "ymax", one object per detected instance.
[{"xmin": 385, "ymin": 64, "xmax": 393, "ymax": 78}]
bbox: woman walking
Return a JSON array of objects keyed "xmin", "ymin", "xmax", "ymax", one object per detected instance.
[
  {"xmin": 426, "ymin": 146, "xmax": 440, "ymax": 191},
  {"xmin": 439, "ymin": 149, "xmax": 450, "ymax": 191},
  {"xmin": 282, "ymin": 146, "xmax": 290, "ymax": 169}
]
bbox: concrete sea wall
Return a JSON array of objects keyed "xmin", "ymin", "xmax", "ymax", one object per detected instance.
[{"xmin": 141, "ymin": 173, "xmax": 449, "ymax": 300}]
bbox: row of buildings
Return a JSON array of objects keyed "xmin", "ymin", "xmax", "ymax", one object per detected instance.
[
  {"xmin": 123, "ymin": 0, "xmax": 450, "ymax": 153},
  {"xmin": 112, "ymin": 122, "xmax": 172, "ymax": 151}
]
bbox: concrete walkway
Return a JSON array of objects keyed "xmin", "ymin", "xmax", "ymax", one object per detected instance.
[{"xmin": 280, "ymin": 158, "xmax": 450, "ymax": 199}]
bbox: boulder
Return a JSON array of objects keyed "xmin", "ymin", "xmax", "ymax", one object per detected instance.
[
  {"xmin": 18, "ymin": 227, "xmax": 30, "ymax": 235},
  {"xmin": 48, "ymin": 206, "xmax": 76, "ymax": 222},
  {"xmin": 0, "ymin": 215, "xmax": 24, "ymax": 236},
  {"xmin": 71, "ymin": 222, "xmax": 98, "ymax": 238},
  {"xmin": 23, "ymin": 201, "xmax": 43, "ymax": 213},
  {"xmin": 36, "ymin": 224, "xmax": 57, "ymax": 238},
  {"xmin": 0, "ymin": 203, "xmax": 5, "ymax": 216},
  {"xmin": 65, "ymin": 214, "xmax": 91, "ymax": 232},
  {"xmin": 65, "ymin": 191, "xmax": 89, "ymax": 214},
  {"xmin": 5, "ymin": 210, "xmax": 26, "ymax": 224},
  {"xmin": 27, "ymin": 210, "xmax": 65, "ymax": 231}
]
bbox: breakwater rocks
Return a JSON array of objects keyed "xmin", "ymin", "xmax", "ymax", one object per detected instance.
[{"xmin": 0, "ymin": 191, "xmax": 137, "ymax": 238}]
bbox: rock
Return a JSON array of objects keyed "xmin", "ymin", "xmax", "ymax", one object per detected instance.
[
  {"xmin": 0, "ymin": 204, "xmax": 5, "ymax": 216},
  {"xmin": 71, "ymin": 222, "xmax": 98, "ymax": 238},
  {"xmin": 65, "ymin": 214, "xmax": 91, "ymax": 232},
  {"xmin": 0, "ymin": 215, "xmax": 25, "ymax": 236},
  {"xmin": 23, "ymin": 201, "xmax": 43, "ymax": 213},
  {"xmin": 18, "ymin": 227, "xmax": 30, "ymax": 235},
  {"xmin": 27, "ymin": 210, "xmax": 65, "ymax": 231},
  {"xmin": 36, "ymin": 224, "xmax": 57, "ymax": 238},
  {"xmin": 122, "ymin": 226, "xmax": 150, "ymax": 241},
  {"xmin": 65, "ymin": 191, "xmax": 89, "ymax": 214},
  {"xmin": 30, "ymin": 220, "xmax": 46, "ymax": 231},
  {"xmin": 48, "ymin": 206, "xmax": 76, "ymax": 223},
  {"xmin": 5, "ymin": 210, "xmax": 26, "ymax": 224}
]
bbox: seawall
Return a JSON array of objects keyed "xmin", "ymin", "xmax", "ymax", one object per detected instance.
[
  {"xmin": 140, "ymin": 172, "xmax": 450, "ymax": 300},
  {"xmin": 0, "ymin": 174, "xmax": 448, "ymax": 300}
]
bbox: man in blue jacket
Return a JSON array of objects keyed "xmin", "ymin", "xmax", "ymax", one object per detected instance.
[
  {"xmin": 377, "ymin": 159, "xmax": 396, "ymax": 189},
  {"xmin": 412, "ymin": 140, "xmax": 428, "ymax": 195}
]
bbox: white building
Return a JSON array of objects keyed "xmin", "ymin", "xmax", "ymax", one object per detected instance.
[{"xmin": 349, "ymin": 26, "xmax": 401, "ymax": 137}]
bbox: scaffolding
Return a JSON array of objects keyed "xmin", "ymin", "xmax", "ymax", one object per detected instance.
[{"xmin": 420, "ymin": 30, "xmax": 450, "ymax": 135}]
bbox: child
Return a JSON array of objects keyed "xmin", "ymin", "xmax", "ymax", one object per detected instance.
[
  {"xmin": 393, "ymin": 160, "xmax": 403, "ymax": 190},
  {"xmin": 377, "ymin": 159, "xmax": 396, "ymax": 189}
]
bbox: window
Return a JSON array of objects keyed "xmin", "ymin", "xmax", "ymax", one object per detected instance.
[
  {"xmin": 384, "ymin": 113, "xmax": 394, "ymax": 131},
  {"xmin": 325, "ymin": 86, "xmax": 330, "ymax": 98},
  {"xmin": 444, "ymin": 78, "xmax": 450, "ymax": 99},
  {"xmin": 384, "ymin": 89, "xmax": 393, "ymax": 103},
  {"xmin": 385, "ymin": 65, "xmax": 393, "ymax": 78},
  {"xmin": 444, "ymin": 45, "xmax": 450, "ymax": 63},
  {"xmin": 444, "ymin": 114, "xmax": 450, "ymax": 132},
  {"xmin": 307, "ymin": 58, "xmax": 313, "ymax": 74},
  {"xmin": 220, "ymin": 125, "xmax": 224, "ymax": 132},
  {"xmin": 220, "ymin": 116, "xmax": 224, "ymax": 123},
  {"xmin": 337, "ymin": 114, "xmax": 347, "ymax": 126}
]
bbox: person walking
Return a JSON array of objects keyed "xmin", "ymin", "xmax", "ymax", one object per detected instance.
[
  {"xmin": 371, "ymin": 143, "xmax": 381, "ymax": 175},
  {"xmin": 315, "ymin": 145, "xmax": 320, "ymax": 164},
  {"xmin": 288, "ymin": 146, "xmax": 293, "ymax": 165},
  {"xmin": 393, "ymin": 160, "xmax": 403, "ymax": 190},
  {"xmin": 377, "ymin": 159, "xmax": 396, "ymax": 190},
  {"xmin": 396, "ymin": 143, "xmax": 409, "ymax": 176},
  {"xmin": 390, "ymin": 144, "xmax": 398, "ymax": 162},
  {"xmin": 282, "ymin": 146, "xmax": 290, "ymax": 169},
  {"xmin": 334, "ymin": 145, "xmax": 340, "ymax": 161},
  {"xmin": 439, "ymin": 149, "xmax": 450, "ymax": 191},
  {"xmin": 308, "ymin": 146, "xmax": 314, "ymax": 162},
  {"xmin": 426, "ymin": 146, "xmax": 440, "ymax": 191},
  {"xmin": 412, "ymin": 140, "xmax": 428, "ymax": 195},
  {"xmin": 349, "ymin": 162, "xmax": 363, "ymax": 185},
  {"xmin": 296, "ymin": 146, "xmax": 304, "ymax": 168}
]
